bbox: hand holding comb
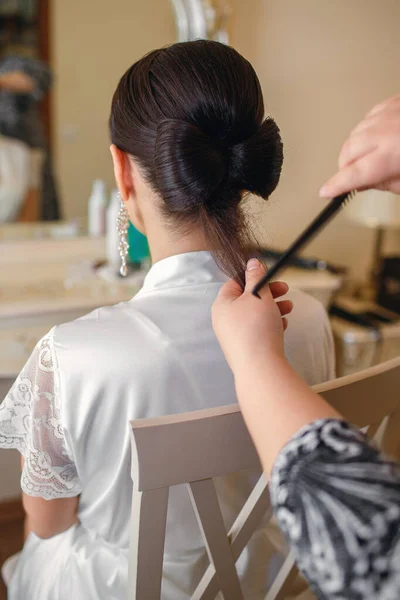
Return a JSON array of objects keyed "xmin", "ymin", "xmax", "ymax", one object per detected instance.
[{"xmin": 252, "ymin": 191, "xmax": 355, "ymax": 298}]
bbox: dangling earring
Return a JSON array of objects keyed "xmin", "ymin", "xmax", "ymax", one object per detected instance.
[{"xmin": 117, "ymin": 193, "xmax": 130, "ymax": 276}]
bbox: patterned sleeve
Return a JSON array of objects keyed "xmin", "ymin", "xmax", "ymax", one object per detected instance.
[
  {"xmin": 0, "ymin": 329, "xmax": 82, "ymax": 500},
  {"xmin": 270, "ymin": 418, "xmax": 400, "ymax": 600},
  {"xmin": 0, "ymin": 55, "xmax": 52, "ymax": 100}
]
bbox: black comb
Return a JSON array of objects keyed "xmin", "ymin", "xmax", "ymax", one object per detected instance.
[{"xmin": 252, "ymin": 191, "xmax": 355, "ymax": 297}]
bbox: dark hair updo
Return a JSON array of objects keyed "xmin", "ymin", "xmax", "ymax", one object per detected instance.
[{"xmin": 110, "ymin": 40, "xmax": 283, "ymax": 286}]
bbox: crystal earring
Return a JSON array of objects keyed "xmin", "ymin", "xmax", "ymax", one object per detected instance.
[{"xmin": 117, "ymin": 193, "xmax": 130, "ymax": 277}]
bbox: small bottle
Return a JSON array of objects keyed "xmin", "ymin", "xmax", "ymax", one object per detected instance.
[
  {"xmin": 88, "ymin": 180, "xmax": 106, "ymax": 237},
  {"xmin": 106, "ymin": 189, "xmax": 121, "ymax": 270}
]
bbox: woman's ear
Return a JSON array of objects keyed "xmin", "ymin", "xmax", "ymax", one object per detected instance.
[
  {"xmin": 109, "ymin": 144, "xmax": 146, "ymax": 234},
  {"xmin": 110, "ymin": 144, "xmax": 131, "ymax": 202}
]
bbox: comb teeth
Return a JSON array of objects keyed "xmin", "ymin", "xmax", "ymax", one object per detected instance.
[
  {"xmin": 342, "ymin": 190, "xmax": 356, "ymax": 206},
  {"xmin": 252, "ymin": 188, "xmax": 357, "ymax": 297}
]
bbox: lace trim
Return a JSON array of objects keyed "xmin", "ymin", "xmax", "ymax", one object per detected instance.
[
  {"xmin": 271, "ymin": 418, "xmax": 400, "ymax": 599},
  {"xmin": 0, "ymin": 329, "xmax": 81, "ymax": 499}
]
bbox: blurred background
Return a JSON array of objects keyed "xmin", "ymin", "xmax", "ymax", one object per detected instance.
[
  {"xmin": 2, "ymin": 0, "xmax": 399, "ymax": 277},
  {"xmin": 1, "ymin": 3, "xmax": 400, "ymax": 577},
  {"xmin": 232, "ymin": 0, "xmax": 400, "ymax": 281}
]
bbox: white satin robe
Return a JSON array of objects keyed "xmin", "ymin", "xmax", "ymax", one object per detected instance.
[{"xmin": 0, "ymin": 251, "xmax": 335, "ymax": 599}]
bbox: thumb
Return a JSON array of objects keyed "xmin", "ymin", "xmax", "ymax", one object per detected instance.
[{"xmin": 244, "ymin": 258, "xmax": 267, "ymax": 293}]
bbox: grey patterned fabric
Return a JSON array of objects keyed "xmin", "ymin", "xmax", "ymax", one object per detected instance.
[
  {"xmin": 0, "ymin": 55, "xmax": 60, "ymax": 219},
  {"xmin": 271, "ymin": 419, "xmax": 400, "ymax": 600},
  {"xmin": 0, "ymin": 55, "xmax": 51, "ymax": 145}
]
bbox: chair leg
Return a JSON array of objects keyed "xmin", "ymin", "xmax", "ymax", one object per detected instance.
[{"xmin": 128, "ymin": 487, "xmax": 169, "ymax": 600}]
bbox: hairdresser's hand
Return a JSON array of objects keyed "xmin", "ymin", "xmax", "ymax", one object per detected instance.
[
  {"xmin": 212, "ymin": 259, "xmax": 293, "ymax": 373},
  {"xmin": 320, "ymin": 94, "xmax": 400, "ymax": 197}
]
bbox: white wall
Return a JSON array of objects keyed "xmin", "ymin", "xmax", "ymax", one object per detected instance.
[
  {"xmin": 230, "ymin": 0, "xmax": 400, "ymax": 279},
  {"xmin": 52, "ymin": 0, "xmax": 176, "ymax": 220}
]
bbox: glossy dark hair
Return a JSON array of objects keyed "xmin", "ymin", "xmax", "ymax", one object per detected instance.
[{"xmin": 110, "ymin": 40, "xmax": 283, "ymax": 285}]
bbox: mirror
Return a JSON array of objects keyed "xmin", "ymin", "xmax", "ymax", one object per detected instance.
[
  {"xmin": 171, "ymin": 0, "xmax": 231, "ymax": 43},
  {"xmin": 0, "ymin": 0, "xmax": 230, "ymax": 235},
  {"xmin": 0, "ymin": 1, "xmax": 53, "ymax": 223}
]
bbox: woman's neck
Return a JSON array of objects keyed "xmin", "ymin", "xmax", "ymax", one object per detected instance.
[
  {"xmin": 137, "ymin": 192, "xmax": 212, "ymax": 264},
  {"xmin": 145, "ymin": 222, "xmax": 211, "ymax": 265}
]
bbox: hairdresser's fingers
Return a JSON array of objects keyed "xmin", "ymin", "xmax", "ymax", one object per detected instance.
[
  {"xmin": 349, "ymin": 116, "xmax": 380, "ymax": 138},
  {"xmin": 269, "ymin": 281, "xmax": 289, "ymax": 300},
  {"xmin": 375, "ymin": 177, "xmax": 400, "ymax": 194},
  {"xmin": 282, "ymin": 317, "xmax": 289, "ymax": 331},
  {"xmin": 347, "ymin": 103, "xmax": 391, "ymax": 140},
  {"xmin": 215, "ymin": 278, "xmax": 243, "ymax": 304},
  {"xmin": 366, "ymin": 94, "xmax": 400, "ymax": 118},
  {"xmin": 244, "ymin": 258, "xmax": 271, "ymax": 298},
  {"xmin": 349, "ymin": 109, "xmax": 385, "ymax": 136},
  {"xmin": 276, "ymin": 299, "xmax": 293, "ymax": 317},
  {"xmin": 324, "ymin": 143, "xmax": 400, "ymax": 197},
  {"xmin": 350, "ymin": 110, "xmax": 400, "ymax": 140},
  {"xmin": 338, "ymin": 133, "xmax": 378, "ymax": 170},
  {"xmin": 320, "ymin": 153, "xmax": 387, "ymax": 197}
]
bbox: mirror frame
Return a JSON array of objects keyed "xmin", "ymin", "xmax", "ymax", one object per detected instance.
[{"xmin": 170, "ymin": 0, "xmax": 231, "ymax": 43}]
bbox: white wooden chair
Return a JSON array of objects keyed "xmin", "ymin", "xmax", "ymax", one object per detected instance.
[{"xmin": 128, "ymin": 356, "xmax": 400, "ymax": 599}]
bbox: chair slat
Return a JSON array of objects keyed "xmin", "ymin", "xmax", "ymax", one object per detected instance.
[
  {"xmin": 366, "ymin": 421, "xmax": 381, "ymax": 440},
  {"xmin": 264, "ymin": 553, "xmax": 298, "ymax": 600},
  {"xmin": 189, "ymin": 479, "xmax": 244, "ymax": 600},
  {"xmin": 128, "ymin": 488, "xmax": 169, "ymax": 600},
  {"xmin": 131, "ymin": 407, "xmax": 260, "ymax": 492},
  {"xmin": 381, "ymin": 411, "xmax": 400, "ymax": 460},
  {"xmin": 192, "ymin": 473, "xmax": 273, "ymax": 599},
  {"xmin": 228, "ymin": 473, "xmax": 272, "ymax": 557},
  {"xmin": 318, "ymin": 357, "xmax": 400, "ymax": 426}
]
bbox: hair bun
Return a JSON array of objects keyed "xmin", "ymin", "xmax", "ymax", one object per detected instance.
[
  {"xmin": 230, "ymin": 117, "xmax": 283, "ymax": 199},
  {"xmin": 155, "ymin": 120, "xmax": 227, "ymax": 213}
]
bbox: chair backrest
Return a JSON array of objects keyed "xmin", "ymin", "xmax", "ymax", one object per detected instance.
[
  {"xmin": 316, "ymin": 355, "xmax": 400, "ymax": 457},
  {"xmin": 128, "ymin": 356, "xmax": 400, "ymax": 600}
]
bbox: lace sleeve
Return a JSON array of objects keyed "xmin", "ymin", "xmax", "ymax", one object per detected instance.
[
  {"xmin": 0, "ymin": 329, "xmax": 82, "ymax": 500},
  {"xmin": 270, "ymin": 419, "xmax": 400, "ymax": 600}
]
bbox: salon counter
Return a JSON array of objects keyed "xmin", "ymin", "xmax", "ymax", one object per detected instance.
[{"xmin": 0, "ymin": 236, "xmax": 146, "ymax": 379}]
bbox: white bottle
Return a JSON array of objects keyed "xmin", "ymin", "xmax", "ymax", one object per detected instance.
[
  {"xmin": 88, "ymin": 179, "xmax": 106, "ymax": 237},
  {"xmin": 106, "ymin": 189, "xmax": 121, "ymax": 270}
]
